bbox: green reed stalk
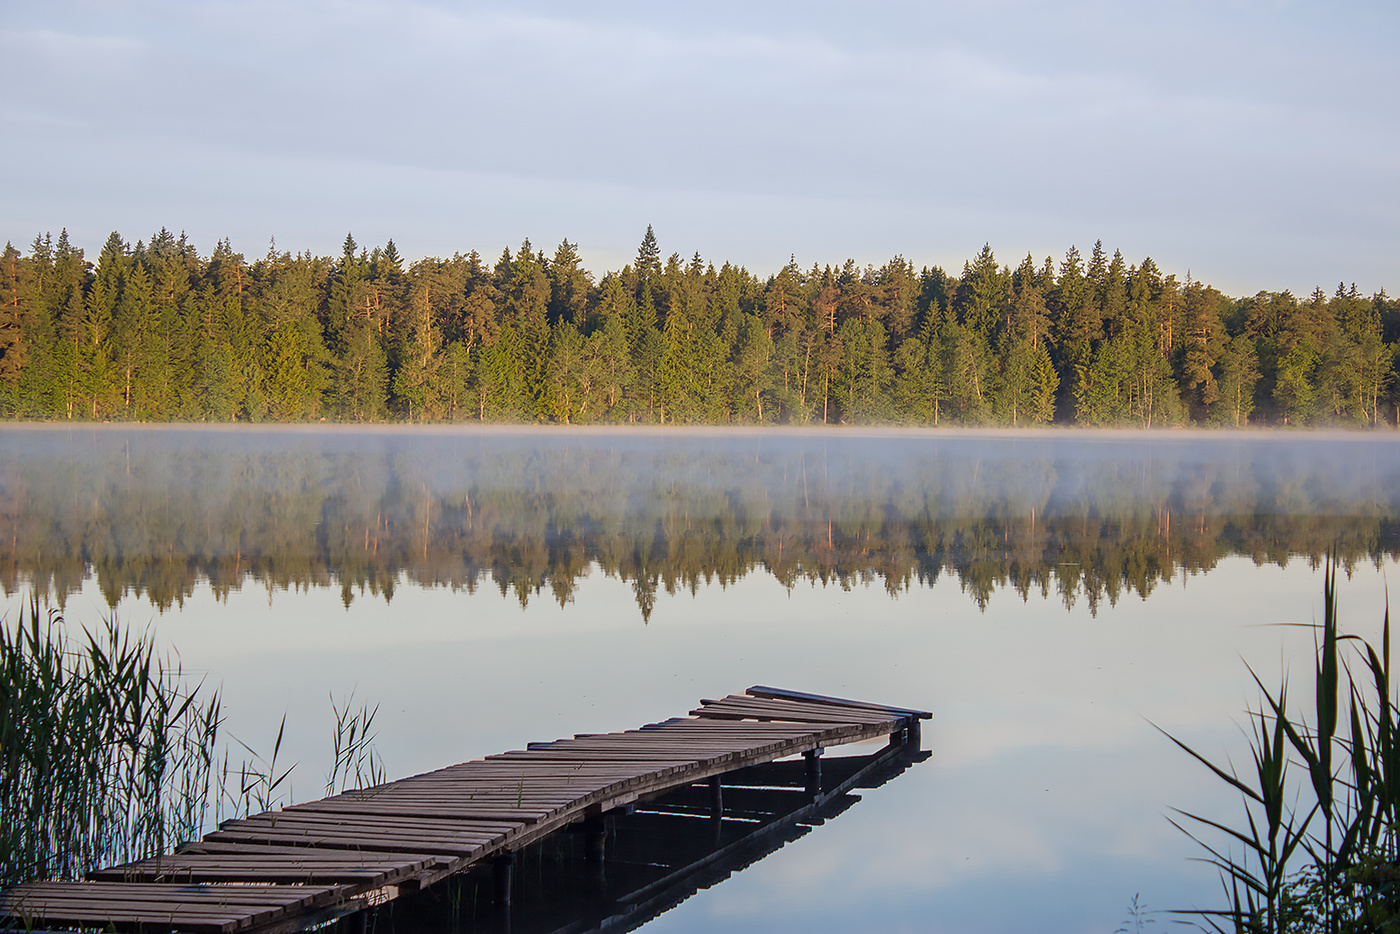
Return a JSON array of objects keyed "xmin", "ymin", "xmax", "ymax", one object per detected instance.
[
  {"xmin": 326, "ymin": 691, "xmax": 385, "ymax": 797},
  {"xmin": 1169, "ymin": 550, "xmax": 1400, "ymax": 933},
  {"xmin": 0, "ymin": 596, "xmax": 221, "ymax": 887}
]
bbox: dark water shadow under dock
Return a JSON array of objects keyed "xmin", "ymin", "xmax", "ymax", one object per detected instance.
[{"xmin": 362, "ymin": 743, "xmax": 929, "ymax": 934}]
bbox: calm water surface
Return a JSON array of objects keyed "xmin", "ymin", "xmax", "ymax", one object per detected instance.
[{"xmin": 3, "ymin": 425, "xmax": 1400, "ymax": 933}]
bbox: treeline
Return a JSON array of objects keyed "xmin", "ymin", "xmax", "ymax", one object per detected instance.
[{"xmin": 0, "ymin": 226, "xmax": 1397, "ymax": 426}]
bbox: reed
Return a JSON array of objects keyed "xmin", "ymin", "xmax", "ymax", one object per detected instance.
[
  {"xmin": 326, "ymin": 691, "xmax": 385, "ymax": 797},
  {"xmin": 1168, "ymin": 552, "xmax": 1400, "ymax": 933},
  {"xmin": 0, "ymin": 595, "xmax": 221, "ymax": 887},
  {"xmin": 215, "ymin": 713, "xmax": 293, "ymax": 824}
]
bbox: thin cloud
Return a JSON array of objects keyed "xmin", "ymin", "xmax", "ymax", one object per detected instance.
[{"xmin": 0, "ymin": 0, "xmax": 1395, "ymax": 293}]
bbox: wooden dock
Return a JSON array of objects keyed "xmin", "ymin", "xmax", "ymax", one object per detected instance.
[
  {"xmin": 1, "ymin": 686, "xmax": 930, "ymax": 934},
  {"xmin": 383, "ymin": 738, "xmax": 930, "ymax": 933}
]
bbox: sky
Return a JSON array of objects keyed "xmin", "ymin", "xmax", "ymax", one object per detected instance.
[{"xmin": 2, "ymin": 0, "xmax": 1397, "ymax": 297}]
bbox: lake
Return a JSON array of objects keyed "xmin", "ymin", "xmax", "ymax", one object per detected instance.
[{"xmin": 3, "ymin": 424, "xmax": 1399, "ymax": 933}]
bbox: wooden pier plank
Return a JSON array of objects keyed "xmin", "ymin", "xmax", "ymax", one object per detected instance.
[
  {"xmin": 89, "ymin": 854, "xmax": 420, "ymax": 884},
  {"xmin": 747, "ymin": 684, "xmax": 933, "ymax": 718},
  {"xmin": 203, "ymin": 826, "xmax": 496, "ymax": 856},
  {"xmin": 0, "ymin": 881, "xmax": 348, "ymax": 933},
  {"xmin": 693, "ymin": 694, "xmax": 904, "ymax": 724},
  {"xmin": 219, "ymin": 813, "xmax": 524, "ymax": 838}
]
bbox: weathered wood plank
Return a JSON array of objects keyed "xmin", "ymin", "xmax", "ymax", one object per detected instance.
[
  {"xmin": 202, "ymin": 827, "xmax": 493, "ymax": 857},
  {"xmin": 220, "ymin": 812, "xmax": 527, "ymax": 838},
  {"xmin": 704, "ymin": 694, "xmax": 905, "ymax": 722},
  {"xmin": 176, "ymin": 840, "xmax": 439, "ymax": 859},
  {"xmin": 0, "ymin": 881, "xmax": 348, "ymax": 933},
  {"xmin": 747, "ymin": 684, "xmax": 933, "ymax": 718},
  {"xmin": 694, "ymin": 695, "xmax": 901, "ymax": 725}
]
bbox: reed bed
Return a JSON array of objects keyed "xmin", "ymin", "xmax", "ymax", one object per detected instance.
[
  {"xmin": 1170, "ymin": 554, "xmax": 1400, "ymax": 933},
  {"xmin": 1, "ymin": 596, "xmax": 389, "ymax": 890},
  {"xmin": 0, "ymin": 596, "xmax": 220, "ymax": 887}
]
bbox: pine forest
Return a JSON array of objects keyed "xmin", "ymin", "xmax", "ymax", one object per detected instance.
[{"xmin": 0, "ymin": 225, "xmax": 1396, "ymax": 428}]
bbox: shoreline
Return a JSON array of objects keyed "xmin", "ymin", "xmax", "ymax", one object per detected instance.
[{"xmin": 0, "ymin": 420, "xmax": 1397, "ymax": 443}]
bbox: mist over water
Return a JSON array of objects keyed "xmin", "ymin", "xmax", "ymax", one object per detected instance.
[
  {"xmin": 3, "ymin": 424, "xmax": 1400, "ymax": 933},
  {"xmin": 1, "ymin": 425, "xmax": 1397, "ymax": 617}
]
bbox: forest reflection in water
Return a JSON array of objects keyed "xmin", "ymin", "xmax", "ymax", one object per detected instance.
[{"xmin": 1, "ymin": 424, "xmax": 1398, "ymax": 618}]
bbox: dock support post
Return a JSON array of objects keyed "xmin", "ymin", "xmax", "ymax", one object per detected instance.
[
  {"xmin": 888, "ymin": 717, "xmax": 921, "ymax": 749},
  {"xmin": 709, "ymin": 774, "xmax": 724, "ymax": 843},
  {"xmin": 493, "ymin": 853, "xmax": 515, "ymax": 907},
  {"xmin": 581, "ymin": 813, "xmax": 608, "ymax": 890},
  {"xmin": 584, "ymin": 815, "xmax": 607, "ymax": 864},
  {"xmin": 803, "ymin": 747, "xmax": 823, "ymax": 795}
]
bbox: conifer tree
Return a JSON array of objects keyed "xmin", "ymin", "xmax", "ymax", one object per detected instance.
[
  {"xmin": 1051, "ymin": 245, "xmax": 1095, "ymax": 421},
  {"xmin": 391, "ymin": 278, "xmax": 443, "ymax": 421},
  {"xmin": 501, "ymin": 240, "xmax": 551, "ymax": 417},
  {"xmin": 589, "ymin": 308, "xmax": 632, "ymax": 419},
  {"xmin": 956, "ymin": 244, "xmax": 1005, "ymax": 337},
  {"xmin": 943, "ymin": 319, "xmax": 992, "ymax": 423},
  {"xmin": 456, "ymin": 258, "xmax": 501, "ymax": 357},
  {"xmin": 328, "ymin": 237, "xmax": 389, "ymax": 420},
  {"xmin": 1211, "ymin": 333, "xmax": 1260, "ymax": 427},
  {"xmin": 112, "ymin": 258, "xmax": 155, "ymax": 416},
  {"xmin": 1175, "ymin": 277, "xmax": 1225, "ymax": 420},
  {"xmin": 1121, "ymin": 317, "xmax": 1182, "ymax": 427},
  {"xmin": 733, "ymin": 313, "xmax": 776, "ymax": 421},
  {"xmin": 763, "ymin": 259, "xmax": 804, "ymax": 337},
  {"xmin": 255, "ymin": 249, "xmax": 331, "ymax": 420},
  {"xmin": 878, "ymin": 256, "xmax": 919, "ymax": 340},
  {"xmin": 436, "ymin": 340, "xmax": 473, "ymax": 419},
  {"xmin": 46, "ymin": 231, "xmax": 90, "ymax": 419},
  {"xmin": 1100, "ymin": 249, "xmax": 1129, "ymax": 339},
  {"xmin": 546, "ymin": 239, "xmax": 590, "ymax": 327},
  {"xmin": 77, "ymin": 232, "xmax": 128, "ymax": 417},
  {"xmin": 917, "ymin": 265, "xmax": 953, "ymax": 332},
  {"xmin": 806, "ymin": 324, "xmax": 834, "ymax": 420},
  {"xmin": 893, "ymin": 330, "xmax": 946, "ymax": 425},
  {"xmin": 9, "ymin": 234, "xmax": 51, "ymax": 415},
  {"xmin": 659, "ymin": 266, "xmax": 700, "ymax": 422},
  {"xmin": 188, "ymin": 239, "xmax": 259, "ymax": 419},
  {"xmin": 1274, "ymin": 337, "xmax": 1318, "ymax": 425},
  {"xmin": 0, "ymin": 243, "xmax": 26, "ymax": 397},
  {"xmin": 812, "ymin": 270, "xmax": 840, "ymax": 337},
  {"xmin": 993, "ymin": 337, "xmax": 1058, "ymax": 426},
  {"xmin": 144, "ymin": 229, "xmax": 197, "ymax": 417},
  {"xmin": 546, "ymin": 320, "xmax": 591, "ymax": 423},
  {"xmin": 1075, "ymin": 335, "xmax": 1129, "ymax": 426},
  {"xmin": 372, "ymin": 238, "xmax": 406, "ymax": 342},
  {"xmin": 1009, "ymin": 254, "xmax": 1051, "ymax": 351},
  {"xmin": 630, "ymin": 325, "xmax": 665, "ymax": 422},
  {"xmin": 1352, "ymin": 325, "xmax": 1393, "ymax": 425},
  {"xmin": 634, "ymin": 225, "xmax": 661, "ymax": 295}
]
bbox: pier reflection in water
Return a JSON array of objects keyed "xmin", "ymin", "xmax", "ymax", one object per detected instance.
[{"xmin": 368, "ymin": 742, "xmax": 928, "ymax": 934}]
